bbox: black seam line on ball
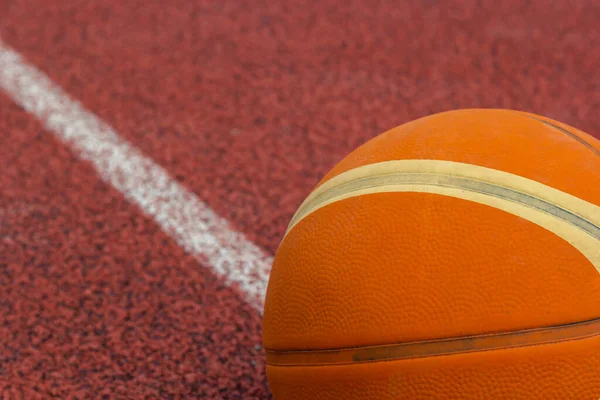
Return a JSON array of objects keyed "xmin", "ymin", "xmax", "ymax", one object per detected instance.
[
  {"xmin": 528, "ymin": 116, "xmax": 600, "ymax": 157},
  {"xmin": 293, "ymin": 172, "xmax": 600, "ymax": 240},
  {"xmin": 264, "ymin": 318, "xmax": 600, "ymax": 367}
]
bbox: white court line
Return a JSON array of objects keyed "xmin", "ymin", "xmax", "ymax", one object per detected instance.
[{"xmin": 0, "ymin": 41, "xmax": 273, "ymax": 311}]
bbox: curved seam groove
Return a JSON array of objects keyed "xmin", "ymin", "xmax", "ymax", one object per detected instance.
[
  {"xmin": 265, "ymin": 318, "xmax": 600, "ymax": 367},
  {"xmin": 527, "ymin": 116, "xmax": 600, "ymax": 157}
]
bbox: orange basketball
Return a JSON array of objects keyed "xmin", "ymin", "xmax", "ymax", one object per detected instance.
[{"xmin": 262, "ymin": 109, "xmax": 600, "ymax": 399}]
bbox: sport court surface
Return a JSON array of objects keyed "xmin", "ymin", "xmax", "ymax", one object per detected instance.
[{"xmin": 0, "ymin": 0, "xmax": 598, "ymax": 398}]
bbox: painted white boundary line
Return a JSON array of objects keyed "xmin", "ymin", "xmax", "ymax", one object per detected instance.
[{"xmin": 0, "ymin": 41, "xmax": 273, "ymax": 311}]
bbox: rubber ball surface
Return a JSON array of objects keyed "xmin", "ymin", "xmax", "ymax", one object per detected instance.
[{"xmin": 262, "ymin": 109, "xmax": 600, "ymax": 399}]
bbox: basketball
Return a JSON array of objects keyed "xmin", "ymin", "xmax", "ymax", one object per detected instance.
[{"xmin": 262, "ymin": 109, "xmax": 600, "ymax": 399}]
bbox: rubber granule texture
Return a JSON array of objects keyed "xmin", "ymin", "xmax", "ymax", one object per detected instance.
[{"xmin": 0, "ymin": 94, "xmax": 267, "ymax": 398}]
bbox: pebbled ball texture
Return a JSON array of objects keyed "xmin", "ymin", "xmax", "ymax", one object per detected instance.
[{"xmin": 262, "ymin": 109, "xmax": 600, "ymax": 399}]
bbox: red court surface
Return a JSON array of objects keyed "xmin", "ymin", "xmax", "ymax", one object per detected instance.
[{"xmin": 0, "ymin": 0, "xmax": 599, "ymax": 398}]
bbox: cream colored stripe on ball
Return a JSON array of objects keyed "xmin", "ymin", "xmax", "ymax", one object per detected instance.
[{"xmin": 285, "ymin": 160, "xmax": 600, "ymax": 274}]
